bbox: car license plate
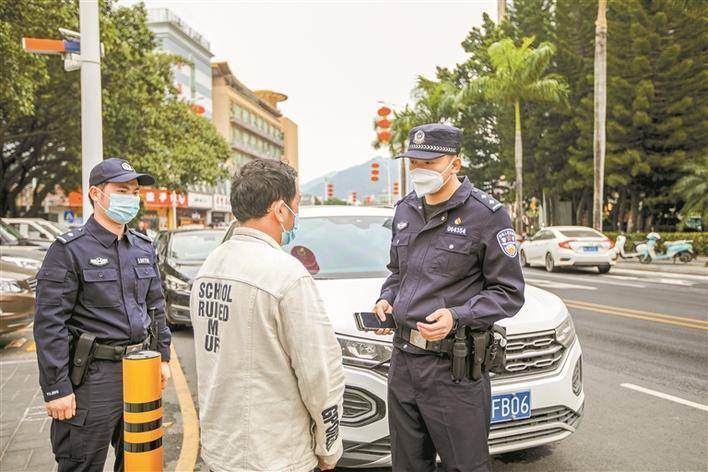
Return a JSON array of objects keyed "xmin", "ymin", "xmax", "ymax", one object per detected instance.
[
  {"xmin": 491, "ymin": 390, "xmax": 531, "ymax": 424},
  {"xmin": 584, "ymin": 246, "xmax": 599, "ymax": 252}
]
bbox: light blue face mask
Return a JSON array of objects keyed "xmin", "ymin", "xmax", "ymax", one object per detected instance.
[
  {"xmin": 96, "ymin": 189, "xmax": 141, "ymax": 225},
  {"xmin": 279, "ymin": 202, "xmax": 299, "ymax": 246}
]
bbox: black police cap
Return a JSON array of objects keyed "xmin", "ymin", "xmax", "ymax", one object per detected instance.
[
  {"xmin": 396, "ymin": 123, "xmax": 462, "ymax": 160},
  {"xmin": 89, "ymin": 158, "xmax": 155, "ymax": 187}
]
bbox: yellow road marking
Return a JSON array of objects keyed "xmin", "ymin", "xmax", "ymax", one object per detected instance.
[
  {"xmin": 26, "ymin": 341, "xmax": 36, "ymax": 352},
  {"xmin": 566, "ymin": 299, "xmax": 708, "ymax": 326},
  {"xmin": 565, "ymin": 300, "xmax": 708, "ymax": 331},
  {"xmin": 170, "ymin": 344, "xmax": 200, "ymax": 471}
]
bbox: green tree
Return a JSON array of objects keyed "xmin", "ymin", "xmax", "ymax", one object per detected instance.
[
  {"xmin": 0, "ymin": 0, "xmax": 229, "ymax": 216},
  {"xmin": 476, "ymin": 37, "xmax": 568, "ymax": 232},
  {"xmin": 673, "ymin": 155, "xmax": 707, "ymax": 225}
]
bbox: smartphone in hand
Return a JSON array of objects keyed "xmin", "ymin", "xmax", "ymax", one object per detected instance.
[{"xmin": 354, "ymin": 312, "xmax": 396, "ymax": 331}]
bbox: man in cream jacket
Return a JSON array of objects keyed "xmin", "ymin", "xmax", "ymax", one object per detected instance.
[{"xmin": 190, "ymin": 159, "xmax": 345, "ymax": 472}]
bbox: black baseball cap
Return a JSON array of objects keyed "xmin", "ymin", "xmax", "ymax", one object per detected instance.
[
  {"xmin": 395, "ymin": 123, "xmax": 462, "ymax": 160},
  {"xmin": 89, "ymin": 158, "xmax": 155, "ymax": 187}
]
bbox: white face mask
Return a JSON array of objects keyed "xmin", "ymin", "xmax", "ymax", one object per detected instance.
[{"xmin": 410, "ymin": 159, "xmax": 457, "ymax": 197}]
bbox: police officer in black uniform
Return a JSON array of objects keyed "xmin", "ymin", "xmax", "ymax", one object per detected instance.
[
  {"xmin": 34, "ymin": 158, "xmax": 172, "ymax": 471},
  {"xmin": 373, "ymin": 124, "xmax": 525, "ymax": 471}
]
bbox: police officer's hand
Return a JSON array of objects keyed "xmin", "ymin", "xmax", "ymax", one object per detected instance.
[
  {"xmin": 46, "ymin": 393, "xmax": 76, "ymax": 420},
  {"xmin": 373, "ymin": 299, "xmax": 394, "ymax": 336},
  {"xmin": 161, "ymin": 362, "xmax": 171, "ymax": 389},
  {"xmin": 417, "ymin": 309, "xmax": 454, "ymax": 341}
]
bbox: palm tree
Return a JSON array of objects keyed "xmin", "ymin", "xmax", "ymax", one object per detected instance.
[
  {"xmin": 674, "ymin": 156, "xmax": 708, "ymax": 227},
  {"xmin": 477, "ymin": 37, "xmax": 568, "ymax": 233},
  {"xmin": 593, "ymin": 0, "xmax": 608, "ymax": 231}
]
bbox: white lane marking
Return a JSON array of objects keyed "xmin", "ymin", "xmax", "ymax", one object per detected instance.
[
  {"xmin": 0, "ymin": 359, "xmax": 35, "ymax": 366},
  {"xmin": 620, "ymin": 383, "xmax": 708, "ymax": 412},
  {"xmin": 608, "ymin": 273, "xmax": 695, "ymax": 286},
  {"xmin": 525, "ymin": 271, "xmax": 646, "ymax": 288},
  {"xmin": 657, "ymin": 278, "xmax": 694, "ymax": 286},
  {"xmin": 613, "ymin": 268, "xmax": 708, "ymax": 281},
  {"xmin": 525, "ymin": 278, "xmax": 597, "ymax": 290}
]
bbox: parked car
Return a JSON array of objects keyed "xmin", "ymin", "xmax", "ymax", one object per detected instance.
[
  {"xmin": 519, "ymin": 225, "xmax": 615, "ymax": 273},
  {"xmin": 0, "ymin": 260, "xmax": 36, "ymax": 335},
  {"xmin": 155, "ymin": 228, "xmax": 226, "ymax": 327},
  {"xmin": 2, "ymin": 217, "xmax": 58, "ymax": 247},
  {"xmin": 223, "ymin": 206, "xmax": 584, "ymax": 467},
  {"xmin": 0, "ymin": 220, "xmax": 46, "ymax": 271}
]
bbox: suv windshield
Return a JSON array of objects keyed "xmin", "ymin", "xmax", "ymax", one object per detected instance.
[
  {"xmin": 558, "ymin": 229, "xmax": 605, "ymax": 238},
  {"xmin": 283, "ymin": 215, "xmax": 393, "ymax": 279},
  {"xmin": 169, "ymin": 230, "xmax": 225, "ymax": 260}
]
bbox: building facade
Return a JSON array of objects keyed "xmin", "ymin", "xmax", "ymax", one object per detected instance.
[
  {"xmin": 147, "ymin": 8, "xmax": 213, "ymax": 118},
  {"xmin": 212, "ymin": 62, "xmax": 299, "ymax": 173}
]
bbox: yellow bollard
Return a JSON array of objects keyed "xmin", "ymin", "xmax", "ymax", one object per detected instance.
[{"xmin": 123, "ymin": 350, "xmax": 163, "ymax": 472}]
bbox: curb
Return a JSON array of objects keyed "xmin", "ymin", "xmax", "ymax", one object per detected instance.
[{"xmin": 169, "ymin": 344, "xmax": 200, "ymax": 471}]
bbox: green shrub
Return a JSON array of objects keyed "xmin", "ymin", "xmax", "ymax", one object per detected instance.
[{"xmin": 604, "ymin": 232, "xmax": 706, "ymax": 256}]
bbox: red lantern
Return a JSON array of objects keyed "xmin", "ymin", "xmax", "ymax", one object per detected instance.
[
  {"xmin": 371, "ymin": 176, "xmax": 379, "ymax": 182},
  {"xmin": 327, "ymin": 183, "xmax": 334, "ymax": 198},
  {"xmin": 377, "ymin": 106, "xmax": 391, "ymax": 117},
  {"xmin": 371, "ymin": 162, "xmax": 380, "ymax": 169},
  {"xmin": 377, "ymin": 131, "xmax": 392, "ymax": 142},
  {"xmin": 377, "ymin": 118, "xmax": 391, "ymax": 129},
  {"xmin": 393, "ymin": 181, "xmax": 399, "ymax": 195}
]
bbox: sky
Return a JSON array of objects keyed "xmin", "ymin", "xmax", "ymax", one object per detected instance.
[{"xmin": 121, "ymin": 0, "xmax": 498, "ymax": 184}]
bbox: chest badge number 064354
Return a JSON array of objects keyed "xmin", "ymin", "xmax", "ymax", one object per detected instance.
[{"xmin": 496, "ymin": 229, "xmax": 518, "ymax": 258}]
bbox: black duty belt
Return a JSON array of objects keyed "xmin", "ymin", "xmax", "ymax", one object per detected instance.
[
  {"xmin": 92, "ymin": 340, "xmax": 150, "ymax": 361},
  {"xmin": 396, "ymin": 327, "xmax": 456, "ymax": 354}
]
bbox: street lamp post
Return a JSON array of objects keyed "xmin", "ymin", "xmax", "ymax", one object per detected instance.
[{"xmin": 79, "ymin": 0, "xmax": 103, "ymax": 222}]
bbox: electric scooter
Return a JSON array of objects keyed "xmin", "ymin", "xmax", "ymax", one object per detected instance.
[
  {"xmin": 635, "ymin": 232, "xmax": 695, "ymax": 264},
  {"xmin": 612, "ymin": 234, "xmax": 640, "ymax": 260}
]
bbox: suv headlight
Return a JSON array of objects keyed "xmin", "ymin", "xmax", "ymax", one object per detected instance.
[
  {"xmin": 165, "ymin": 274, "xmax": 190, "ymax": 292},
  {"xmin": 0, "ymin": 278, "xmax": 23, "ymax": 294},
  {"xmin": 1, "ymin": 256, "xmax": 42, "ymax": 270},
  {"xmin": 337, "ymin": 335, "xmax": 392, "ymax": 369},
  {"xmin": 555, "ymin": 312, "xmax": 577, "ymax": 349}
]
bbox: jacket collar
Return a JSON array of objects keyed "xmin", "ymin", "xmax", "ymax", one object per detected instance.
[
  {"xmin": 84, "ymin": 215, "xmax": 131, "ymax": 247},
  {"xmin": 230, "ymin": 227, "xmax": 282, "ymax": 251}
]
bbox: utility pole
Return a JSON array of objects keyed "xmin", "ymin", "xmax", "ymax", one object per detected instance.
[
  {"xmin": 593, "ymin": 0, "xmax": 607, "ymax": 231},
  {"xmin": 79, "ymin": 0, "xmax": 103, "ymax": 222},
  {"xmin": 497, "ymin": 0, "xmax": 507, "ymax": 23}
]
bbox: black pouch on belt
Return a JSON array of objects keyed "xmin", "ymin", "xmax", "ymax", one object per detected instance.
[
  {"xmin": 470, "ymin": 331, "xmax": 488, "ymax": 381},
  {"xmin": 485, "ymin": 324, "xmax": 508, "ymax": 374},
  {"xmin": 69, "ymin": 332, "xmax": 97, "ymax": 387}
]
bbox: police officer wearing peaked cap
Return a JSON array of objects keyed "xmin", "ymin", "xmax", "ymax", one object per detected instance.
[
  {"xmin": 373, "ymin": 124, "xmax": 525, "ymax": 471},
  {"xmin": 33, "ymin": 157, "xmax": 172, "ymax": 471}
]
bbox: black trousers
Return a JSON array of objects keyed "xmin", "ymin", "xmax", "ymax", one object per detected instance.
[
  {"xmin": 388, "ymin": 348, "xmax": 492, "ymax": 472},
  {"xmin": 50, "ymin": 360, "xmax": 124, "ymax": 472}
]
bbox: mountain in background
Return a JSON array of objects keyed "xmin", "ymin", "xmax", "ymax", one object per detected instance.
[{"xmin": 301, "ymin": 157, "xmax": 410, "ymax": 201}]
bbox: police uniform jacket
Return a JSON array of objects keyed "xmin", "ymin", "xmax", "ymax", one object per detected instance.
[
  {"xmin": 379, "ymin": 177, "xmax": 525, "ymax": 349},
  {"xmin": 33, "ymin": 216, "xmax": 171, "ymax": 402}
]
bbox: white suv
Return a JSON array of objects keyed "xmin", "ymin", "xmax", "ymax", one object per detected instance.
[{"xmin": 224, "ymin": 206, "xmax": 584, "ymax": 467}]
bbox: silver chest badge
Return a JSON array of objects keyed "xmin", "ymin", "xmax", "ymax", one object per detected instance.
[
  {"xmin": 89, "ymin": 257, "xmax": 109, "ymax": 267},
  {"xmin": 397, "ymin": 221, "xmax": 409, "ymax": 231}
]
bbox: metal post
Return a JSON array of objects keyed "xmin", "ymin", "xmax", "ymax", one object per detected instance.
[
  {"xmin": 386, "ymin": 160, "xmax": 391, "ymax": 206},
  {"xmin": 79, "ymin": 0, "xmax": 103, "ymax": 222}
]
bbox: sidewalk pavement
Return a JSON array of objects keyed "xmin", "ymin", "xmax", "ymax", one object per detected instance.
[
  {"xmin": 615, "ymin": 256, "xmax": 708, "ymax": 277},
  {"xmin": 0, "ymin": 328, "xmax": 184, "ymax": 472}
]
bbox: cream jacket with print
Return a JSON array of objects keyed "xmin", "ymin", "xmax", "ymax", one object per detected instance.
[{"xmin": 190, "ymin": 227, "xmax": 345, "ymax": 472}]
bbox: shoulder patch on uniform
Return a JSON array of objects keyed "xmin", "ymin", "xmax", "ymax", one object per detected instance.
[
  {"xmin": 470, "ymin": 188, "xmax": 503, "ymax": 212},
  {"xmin": 128, "ymin": 229, "xmax": 152, "ymax": 243},
  {"xmin": 56, "ymin": 229, "xmax": 86, "ymax": 244},
  {"xmin": 496, "ymin": 228, "xmax": 518, "ymax": 258}
]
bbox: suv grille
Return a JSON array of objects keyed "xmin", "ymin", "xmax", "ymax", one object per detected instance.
[
  {"xmin": 489, "ymin": 405, "xmax": 582, "ymax": 449},
  {"xmin": 342, "ymin": 387, "xmax": 385, "ymax": 427},
  {"xmin": 492, "ymin": 330, "xmax": 566, "ymax": 379}
]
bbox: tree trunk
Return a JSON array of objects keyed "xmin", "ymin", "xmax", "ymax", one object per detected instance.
[
  {"xmin": 627, "ymin": 190, "xmax": 639, "ymax": 233},
  {"xmin": 514, "ymin": 100, "xmax": 523, "ymax": 234},
  {"xmin": 576, "ymin": 190, "xmax": 589, "ymax": 226},
  {"xmin": 592, "ymin": 0, "xmax": 608, "ymax": 231}
]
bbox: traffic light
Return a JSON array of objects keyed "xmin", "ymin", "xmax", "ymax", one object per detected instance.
[
  {"xmin": 371, "ymin": 162, "xmax": 380, "ymax": 182},
  {"xmin": 327, "ymin": 183, "xmax": 334, "ymax": 199},
  {"xmin": 393, "ymin": 181, "xmax": 399, "ymax": 195}
]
